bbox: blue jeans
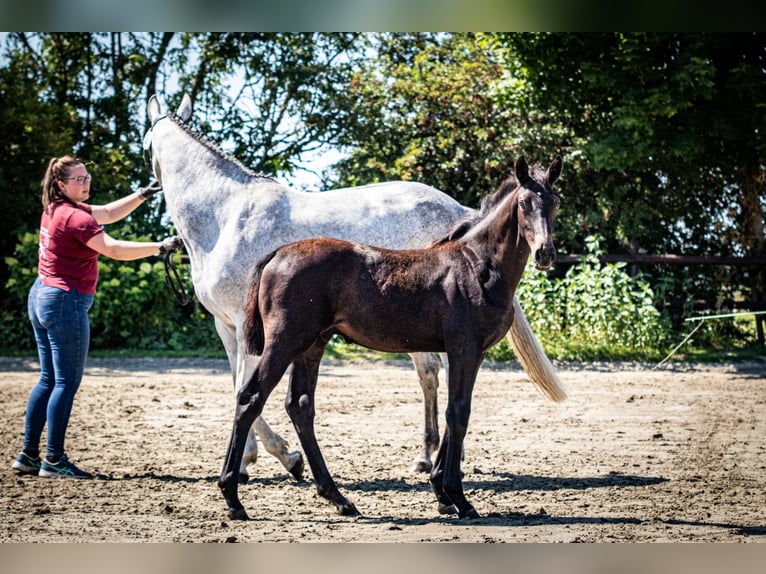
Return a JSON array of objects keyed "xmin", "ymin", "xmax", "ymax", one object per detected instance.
[{"xmin": 24, "ymin": 278, "xmax": 94, "ymax": 459}]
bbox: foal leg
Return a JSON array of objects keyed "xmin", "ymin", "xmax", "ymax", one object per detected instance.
[
  {"xmin": 227, "ymin": 327, "xmax": 303, "ymax": 482},
  {"xmin": 286, "ymin": 344, "xmax": 359, "ymax": 516},
  {"xmin": 409, "ymin": 352, "xmax": 441, "ymax": 473},
  {"xmin": 219, "ymin": 350, "xmax": 290, "ymax": 520},
  {"xmin": 429, "ymin": 351, "xmax": 482, "ymax": 519}
]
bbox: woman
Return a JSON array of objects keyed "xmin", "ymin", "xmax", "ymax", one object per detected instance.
[{"xmin": 11, "ymin": 155, "xmax": 183, "ymax": 479}]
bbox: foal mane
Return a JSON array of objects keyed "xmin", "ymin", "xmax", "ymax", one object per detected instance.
[
  {"xmin": 166, "ymin": 112, "xmax": 277, "ymax": 184},
  {"xmin": 428, "ymin": 175, "xmax": 520, "ymax": 247},
  {"xmin": 428, "ymin": 162, "xmax": 552, "ymax": 247}
]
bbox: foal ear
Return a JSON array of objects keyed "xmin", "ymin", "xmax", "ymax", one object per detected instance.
[
  {"xmin": 546, "ymin": 156, "xmax": 563, "ymax": 185},
  {"xmin": 177, "ymin": 93, "xmax": 193, "ymax": 122},
  {"xmin": 514, "ymin": 157, "xmax": 530, "ymax": 184},
  {"xmin": 148, "ymin": 95, "xmax": 161, "ymax": 123}
]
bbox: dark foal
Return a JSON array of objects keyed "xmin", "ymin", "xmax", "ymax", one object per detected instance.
[{"xmin": 219, "ymin": 156, "xmax": 563, "ymax": 520}]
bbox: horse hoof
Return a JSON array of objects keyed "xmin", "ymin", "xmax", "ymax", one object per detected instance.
[
  {"xmin": 338, "ymin": 502, "xmax": 360, "ymax": 516},
  {"xmin": 459, "ymin": 507, "xmax": 481, "ymax": 520},
  {"xmin": 228, "ymin": 508, "xmax": 250, "ymax": 521},
  {"xmin": 287, "ymin": 451, "xmax": 304, "ymax": 481},
  {"xmin": 238, "ymin": 472, "xmax": 249, "ymax": 485},
  {"xmin": 411, "ymin": 459, "xmax": 432, "ymax": 474},
  {"xmin": 438, "ymin": 503, "xmax": 458, "ymax": 515}
]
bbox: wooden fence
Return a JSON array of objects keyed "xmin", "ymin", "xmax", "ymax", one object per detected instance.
[
  {"xmin": 173, "ymin": 252, "xmax": 766, "ymax": 344},
  {"xmin": 554, "ymin": 252, "xmax": 766, "ymax": 345}
]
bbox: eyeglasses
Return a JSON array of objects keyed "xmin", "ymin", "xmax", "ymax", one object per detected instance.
[{"xmin": 62, "ymin": 174, "xmax": 91, "ymax": 185}]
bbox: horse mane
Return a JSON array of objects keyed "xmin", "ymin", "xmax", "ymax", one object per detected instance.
[{"xmin": 166, "ymin": 111, "xmax": 277, "ymax": 184}]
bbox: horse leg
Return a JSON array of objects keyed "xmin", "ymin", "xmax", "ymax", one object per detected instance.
[
  {"xmin": 254, "ymin": 414, "xmax": 304, "ymax": 480},
  {"xmin": 285, "ymin": 343, "xmax": 359, "ymax": 516},
  {"xmin": 218, "ymin": 350, "xmax": 289, "ymax": 520},
  {"xmin": 429, "ymin": 349, "xmax": 482, "ymax": 519},
  {"xmin": 409, "ymin": 352, "xmax": 441, "ymax": 473},
  {"xmin": 439, "ymin": 351, "xmax": 465, "ymax": 463}
]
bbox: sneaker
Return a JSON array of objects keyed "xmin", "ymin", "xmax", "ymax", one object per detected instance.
[
  {"xmin": 39, "ymin": 454, "xmax": 92, "ymax": 479},
  {"xmin": 11, "ymin": 452, "xmax": 42, "ymax": 475}
]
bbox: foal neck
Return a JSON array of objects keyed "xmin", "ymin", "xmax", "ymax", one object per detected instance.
[{"xmin": 460, "ymin": 188, "xmax": 530, "ymax": 286}]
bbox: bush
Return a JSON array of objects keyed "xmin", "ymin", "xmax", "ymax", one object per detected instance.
[
  {"xmin": 488, "ymin": 235, "xmax": 669, "ymax": 361},
  {"xmin": 2, "ymin": 231, "xmax": 220, "ymax": 355}
]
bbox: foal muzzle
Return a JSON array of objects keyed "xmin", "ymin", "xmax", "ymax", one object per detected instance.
[{"xmin": 534, "ymin": 245, "xmax": 556, "ymax": 270}]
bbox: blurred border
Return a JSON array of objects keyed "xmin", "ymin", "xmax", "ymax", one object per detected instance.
[
  {"xmin": 2, "ymin": 544, "xmax": 766, "ymax": 573},
  {"xmin": 0, "ymin": 0, "xmax": 759, "ymax": 32}
]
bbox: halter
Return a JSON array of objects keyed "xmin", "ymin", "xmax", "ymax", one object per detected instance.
[{"xmin": 142, "ymin": 113, "xmax": 167, "ymax": 152}]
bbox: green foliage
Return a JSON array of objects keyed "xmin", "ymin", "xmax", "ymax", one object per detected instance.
[
  {"xmin": 323, "ymin": 335, "xmax": 407, "ymax": 362},
  {"xmin": 488, "ymin": 236, "xmax": 669, "ymax": 361},
  {"xmin": 172, "ymin": 32, "xmax": 362, "ymax": 184},
  {"xmin": 2, "ymin": 231, "xmax": 220, "ymax": 355},
  {"xmin": 500, "ymin": 33, "xmax": 766, "ymax": 262}
]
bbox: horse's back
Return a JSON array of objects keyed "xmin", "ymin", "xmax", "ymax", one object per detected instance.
[
  {"xmin": 326, "ymin": 181, "xmax": 466, "ymax": 214},
  {"xmin": 286, "ymin": 181, "xmax": 473, "ymax": 252}
]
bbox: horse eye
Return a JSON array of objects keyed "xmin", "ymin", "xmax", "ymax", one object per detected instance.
[{"xmin": 519, "ymin": 198, "xmax": 529, "ymax": 211}]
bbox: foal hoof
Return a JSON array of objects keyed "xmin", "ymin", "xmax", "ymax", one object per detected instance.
[
  {"xmin": 459, "ymin": 507, "xmax": 481, "ymax": 520},
  {"xmin": 287, "ymin": 451, "xmax": 304, "ymax": 481},
  {"xmin": 438, "ymin": 503, "xmax": 458, "ymax": 515},
  {"xmin": 338, "ymin": 502, "xmax": 360, "ymax": 516},
  {"xmin": 228, "ymin": 508, "xmax": 250, "ymax": 521}
]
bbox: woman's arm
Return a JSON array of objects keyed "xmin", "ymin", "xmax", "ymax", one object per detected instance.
[
  {"xmin": 86, "ymin": 231, "xmax": 161, "ymax": 261},
  {"xmin": 90, "ymin": 192, "xmax": 146, "ymax": 225},
  {"xmin": 90, "ymin": 181, "xmax": 161, "ymax": 225}
]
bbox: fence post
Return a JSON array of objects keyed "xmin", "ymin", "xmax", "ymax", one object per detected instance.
[{"xmin": 629, "ymin": 238, "xmax": 640, "ymax": 277}]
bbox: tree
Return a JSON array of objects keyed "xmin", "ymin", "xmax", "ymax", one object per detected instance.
[
  {"xmin": 501, "ymin": 33, "xmax": 766, "ymax": 260},
  {"xmin": 163, "ymin": 32, "xmax": 363, "ymax": 183},
  {"xmin": 333, "ymin": 33, "xmax": 566, "ymax": 208}
]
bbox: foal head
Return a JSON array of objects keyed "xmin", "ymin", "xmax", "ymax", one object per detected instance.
[{"xmin": 513, "ymin": 156, "xmax": 561, "ymax": 270}]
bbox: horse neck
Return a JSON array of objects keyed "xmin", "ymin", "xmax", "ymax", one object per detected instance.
[{"xmin": 153, "ymin": 119, "xmax": 271, "ymax": 243}]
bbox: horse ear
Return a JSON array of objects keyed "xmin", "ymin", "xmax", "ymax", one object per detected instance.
[
  {"xmin": 148, "ymin": 95, "xmax": 161, "ymax": 123},
  {"xmin": 514, "ymin": 157, "xmax": 530, "ymax": 184},
  {"xmin": 177, "ymin": 94, "xmax": 193, "ymax": 122},
  {"xmin": 547, "ymin": 156, "xmax": 563, "ymax": 185}
]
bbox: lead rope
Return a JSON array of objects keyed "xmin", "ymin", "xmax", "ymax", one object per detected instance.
[{"xmin": 163, "ymin": 251, "xmax": 195, "ymax": 315}]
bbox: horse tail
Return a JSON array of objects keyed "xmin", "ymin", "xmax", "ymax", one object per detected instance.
[
  {"xmin": 243, "ymin": 250, "xmax": 279, "ymax": 356},
  {"xmin": 507, "ymin": 296, "xmax": 568, "ymax": 402}
]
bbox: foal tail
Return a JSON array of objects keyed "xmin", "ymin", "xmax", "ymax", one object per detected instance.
[
  {"xmin": 508, "ymin": 296, "xmax": 568, "ymax": 402},
  {"xmin": 243, "ymin": 250, "xmax": 279, "ymax": 357}
]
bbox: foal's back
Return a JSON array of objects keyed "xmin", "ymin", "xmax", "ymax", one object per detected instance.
[{"xmin": 253, "ymin": 237, "xmax": 472, "ymax": 355}]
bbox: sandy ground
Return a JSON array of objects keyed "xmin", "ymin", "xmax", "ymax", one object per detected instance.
[{"xmin": 1, "ymin": 355, "xmax": 764, "ymax": 543}]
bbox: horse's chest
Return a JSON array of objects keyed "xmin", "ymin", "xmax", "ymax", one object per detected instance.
[{"xmin": 187, "ymin": 258, "xmax": 248, "ymax": 322}]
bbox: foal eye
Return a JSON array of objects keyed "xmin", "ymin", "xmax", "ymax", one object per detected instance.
[{"xmin": 519, "ymin": 198, "xmax": 529, "ymax": 211}]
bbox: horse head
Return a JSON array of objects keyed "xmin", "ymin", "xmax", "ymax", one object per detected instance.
[
  {"xmin": 144, "ymin": 93, "xmax": 193, "ymax": 185},
  {"xmin": 514, "ymin": 156, "xmax": 562, "ymax": 270}
]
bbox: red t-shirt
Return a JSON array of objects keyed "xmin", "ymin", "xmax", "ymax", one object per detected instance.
[{"xmin": 37, "ymin": 202, "xmax": 104, "ymax": 294}]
